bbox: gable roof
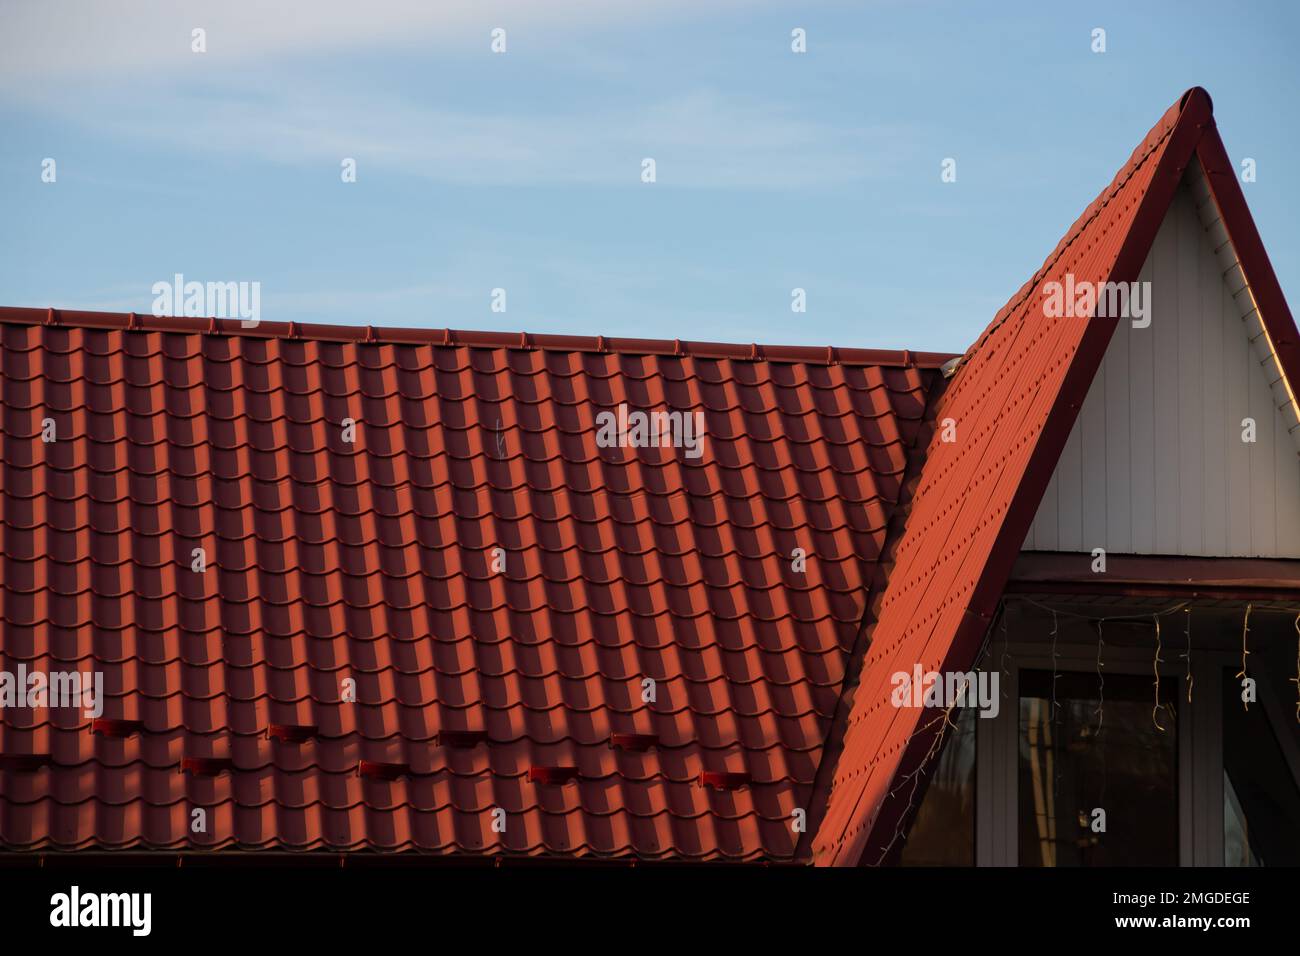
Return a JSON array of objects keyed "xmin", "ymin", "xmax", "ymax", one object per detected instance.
[
  {"xmin": 0, "ymin": 308, "xmax": 951, "ymax": 860},
  {"xmin": 810, "ymin": 87, "xmax": 1300, "ymax": 865},
  {"xmin": 2, "ymin": 88, "xmax": 1294, "ymax": 868}
]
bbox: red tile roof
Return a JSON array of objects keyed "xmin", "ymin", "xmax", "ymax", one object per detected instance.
[
  {"xmin": 811, "ymin": 87, "xmax": 1300, "ymax": 865},
  {"xmin": 4, "ymin": 88, "xmax": 1294, "ymax": 866},
  {"xmin": 0, "ymin": 306, "xmax": 950, "ymax": 860}
]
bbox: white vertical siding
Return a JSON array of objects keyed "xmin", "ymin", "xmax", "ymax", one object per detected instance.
[{"xmin": 1022, "ymin": 165, "xmax": 1300, "ymax": 558}]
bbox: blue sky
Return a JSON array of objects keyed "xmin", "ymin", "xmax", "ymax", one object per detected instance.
[{"xmin": 2, "ymin": 0, "xmax": 1297, "ymax": 353}]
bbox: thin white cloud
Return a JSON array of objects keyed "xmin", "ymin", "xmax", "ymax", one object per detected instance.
[
  {"xmin": 16, "ymin": 78, "xmax": 910, "ymax": 189},
  {"xmin": 2, "ymin": 0, "xmax": 907, "ymax": 190},
  {"xmin": 0, "ymin": 0, "xmax": 766, "ymax": 81}
]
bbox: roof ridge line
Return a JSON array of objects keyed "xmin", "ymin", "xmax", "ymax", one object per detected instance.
[
  {"xmin": 792, "ymin": 367, "xmax": 952, "ymax": 863},
  {"xmin": 0, "ymin": 306, "xmax": 958, "ymax": 369},
  {"xmin": 950, "ymin": 90, "xmax": 1200, "ymax": 375}
]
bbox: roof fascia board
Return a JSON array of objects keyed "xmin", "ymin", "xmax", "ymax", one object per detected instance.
[
  {"xmin": 1193, "ymin": 123, "xmax": 1300, "ymax": 424},
  {"xmin": 1011, "ymin": 551, "xmax": 1300, "ymax": 591}
]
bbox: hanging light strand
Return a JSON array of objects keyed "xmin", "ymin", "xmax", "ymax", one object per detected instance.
[
  {"xmin": 1152, "ymin": 614, "xmax": 1166, "ymax": 732},
  {"xmin": 1291, "ymin": 611, "xmax": 1300, "ymax": 723},
  {"xmin": 1049, "ymin": 608, "xmax": 1060, "ymax": 720},
  {"xmin": 1015, "ymin": 595, "xmax": 1191, "ymax": 623},
  {"xmin": 998, "ymin": 608, "xmax": 1011, "ymax": 702},
  {"xmin": 1237, "ymin": 604, "xmax": 1253, "ymax": 712},
  {"xmin": 1094, "ymin": 619, "xmax": 1106, "ymax": 734},
  {"xmin": 869, "ymin": 605, "xmax": 1001, "ymax": 865}
]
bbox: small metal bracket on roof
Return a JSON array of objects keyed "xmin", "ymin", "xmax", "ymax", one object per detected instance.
[
  {"xmin": 180, "ymin": 756, "xmax": 234, "ymax": 777},
  {"xmin": 0, "ymin": 753, "xmax": 52, "ymax": 772},
  {"xmin": 206, "ymin": 317, "xmax": 220, "ymax": 335},
  {"xmin": 437, "ymin": 729, "xmax": 488, "ymax": 749},
  {"xmin": 267, "ymin": 723, "xmax": 319, "ymax": 743},
  {"xmin": 519, "ymin": 331, "xmax": 532, "ymax": 350},
  {"xmin": 363, "ymin": 325, "xmax": 377, "ymax": 344},
  {"xmin": 43, "ymin": 308, "xmax": 59, "ymax": 327},
  {"xmin": 672, "ymin": 338, "xmax": 684, "ymax": 356},
  {"xmin": 825, "ymin": 346, "xmax": 835, "ymax": 365},
  {"xmin": 358, "ymin": 759, "xmax": 410, "ymax": 781},
  {"xmin": 940, "ymin": 355, "xmax": 964, "ymax": 379},
  {"xmin": 749, "ymin": 343, "xmax": 761, "ymax": 361},
  {"xmin": 528, "ymin": 765, "xmax": 580, "ymax": 785},
  {"xmin": 699, "ymin": 770, "xmax": 752, "ymax": 791},
  {"xmin": 442, "ymin": 327, "xmax": 454, "ymax": 346},
  {"xmin": 287, "ymin": 321, "xmax": 301, "ymax": 339},
  {"xmin": 902, "ymin": 349, "xmax": 914, "ymax": 368},
  {"xmin": 609, "ymin": 732, "xmax": 658, "ymax": 752},
  {"xmin": 126, "ymin": 311, "xmax": 142, "ymax": 331},
  {"xmin": 595, "ymin": 335, "xmax": 607, "ymax": 352},
  {"xmin": 91, "ymin": 718, "xmax": 144, "ymax": 738}
]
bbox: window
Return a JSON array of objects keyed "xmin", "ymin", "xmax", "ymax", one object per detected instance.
[
  {"xmin": 1222, "ymin": 668, "xmax": 1300, "ymax": 865},
  {"xmin": 930, "ymin": 600, "xmax": 1300, "ymax": 866},
  {"xmin": 899, "ymin": 704, "xmax": 976, "ymax": 865},
  {"xmin": 1017, "ymin": 670, "xmax": 1178, "ymax": 866}
]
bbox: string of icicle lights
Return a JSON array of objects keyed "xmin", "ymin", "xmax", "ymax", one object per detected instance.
[
  {"xmin": 1015, "ymin": 596, "xmax": 1300, "ymax": 725},
  {"xmin": 875, "ymin": 596, "xmax": 1300, "ymax": 864}
]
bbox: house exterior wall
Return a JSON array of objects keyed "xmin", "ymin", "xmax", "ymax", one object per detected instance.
[{"xmin": 1022, "ymin": 168, "xmax": 1300, "ymax": 558}]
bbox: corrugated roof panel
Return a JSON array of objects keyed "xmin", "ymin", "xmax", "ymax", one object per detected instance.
[{"xmin": 0, "ymin": 313, "xmax": 945, "ymax": 861}]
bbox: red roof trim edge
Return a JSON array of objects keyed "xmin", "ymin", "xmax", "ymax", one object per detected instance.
[
  {"xmin": 1193, "ymin": 120, "xmax": 1300, "ymax": 398},
  {"xmin": 0, "ymin": 306, "xmax": 957, "ymax": 369}
]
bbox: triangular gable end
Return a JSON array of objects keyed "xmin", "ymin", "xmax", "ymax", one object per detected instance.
[
  {"xmin": 810, "ymin": 88, "xmax": 1300, "ymax": 866},
  {"xmin": 1023, "ymin": 158, "xmax": 1300, "ymax": 557}
]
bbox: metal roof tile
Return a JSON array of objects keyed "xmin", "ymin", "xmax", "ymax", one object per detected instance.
[{"xmin": 0, "ymin": 313, "xmax": 943, "ymax": 861}]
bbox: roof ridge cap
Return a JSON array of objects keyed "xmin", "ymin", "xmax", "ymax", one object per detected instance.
[
  {"xmin": 0, "ymin": 306, "xmax": 959, "ymax": 369},
  {"xmin": 950, "ymin": 91, "xmax": 1203, "ymax": 375}
]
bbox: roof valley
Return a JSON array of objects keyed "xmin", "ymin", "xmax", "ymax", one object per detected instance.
[{"xmin": 795, "ymin": 369, "xmax": 951, "ymax": 862}]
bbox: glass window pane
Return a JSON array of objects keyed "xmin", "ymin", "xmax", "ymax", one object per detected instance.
[
  {"xmin": 1222, "ymin": 669, "xmax": 1300, "ymax": 865},
  {"xmin": 1018, "ymin": 670, "xmax": 1178, "ymax": 866},
  {"xmin": 899, "ymin": 703, "xmax": 976, "ymax": 866},
  {"xmin": 1224, "ymin": 770, "xmax": 1260, "ymax": 866}
]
